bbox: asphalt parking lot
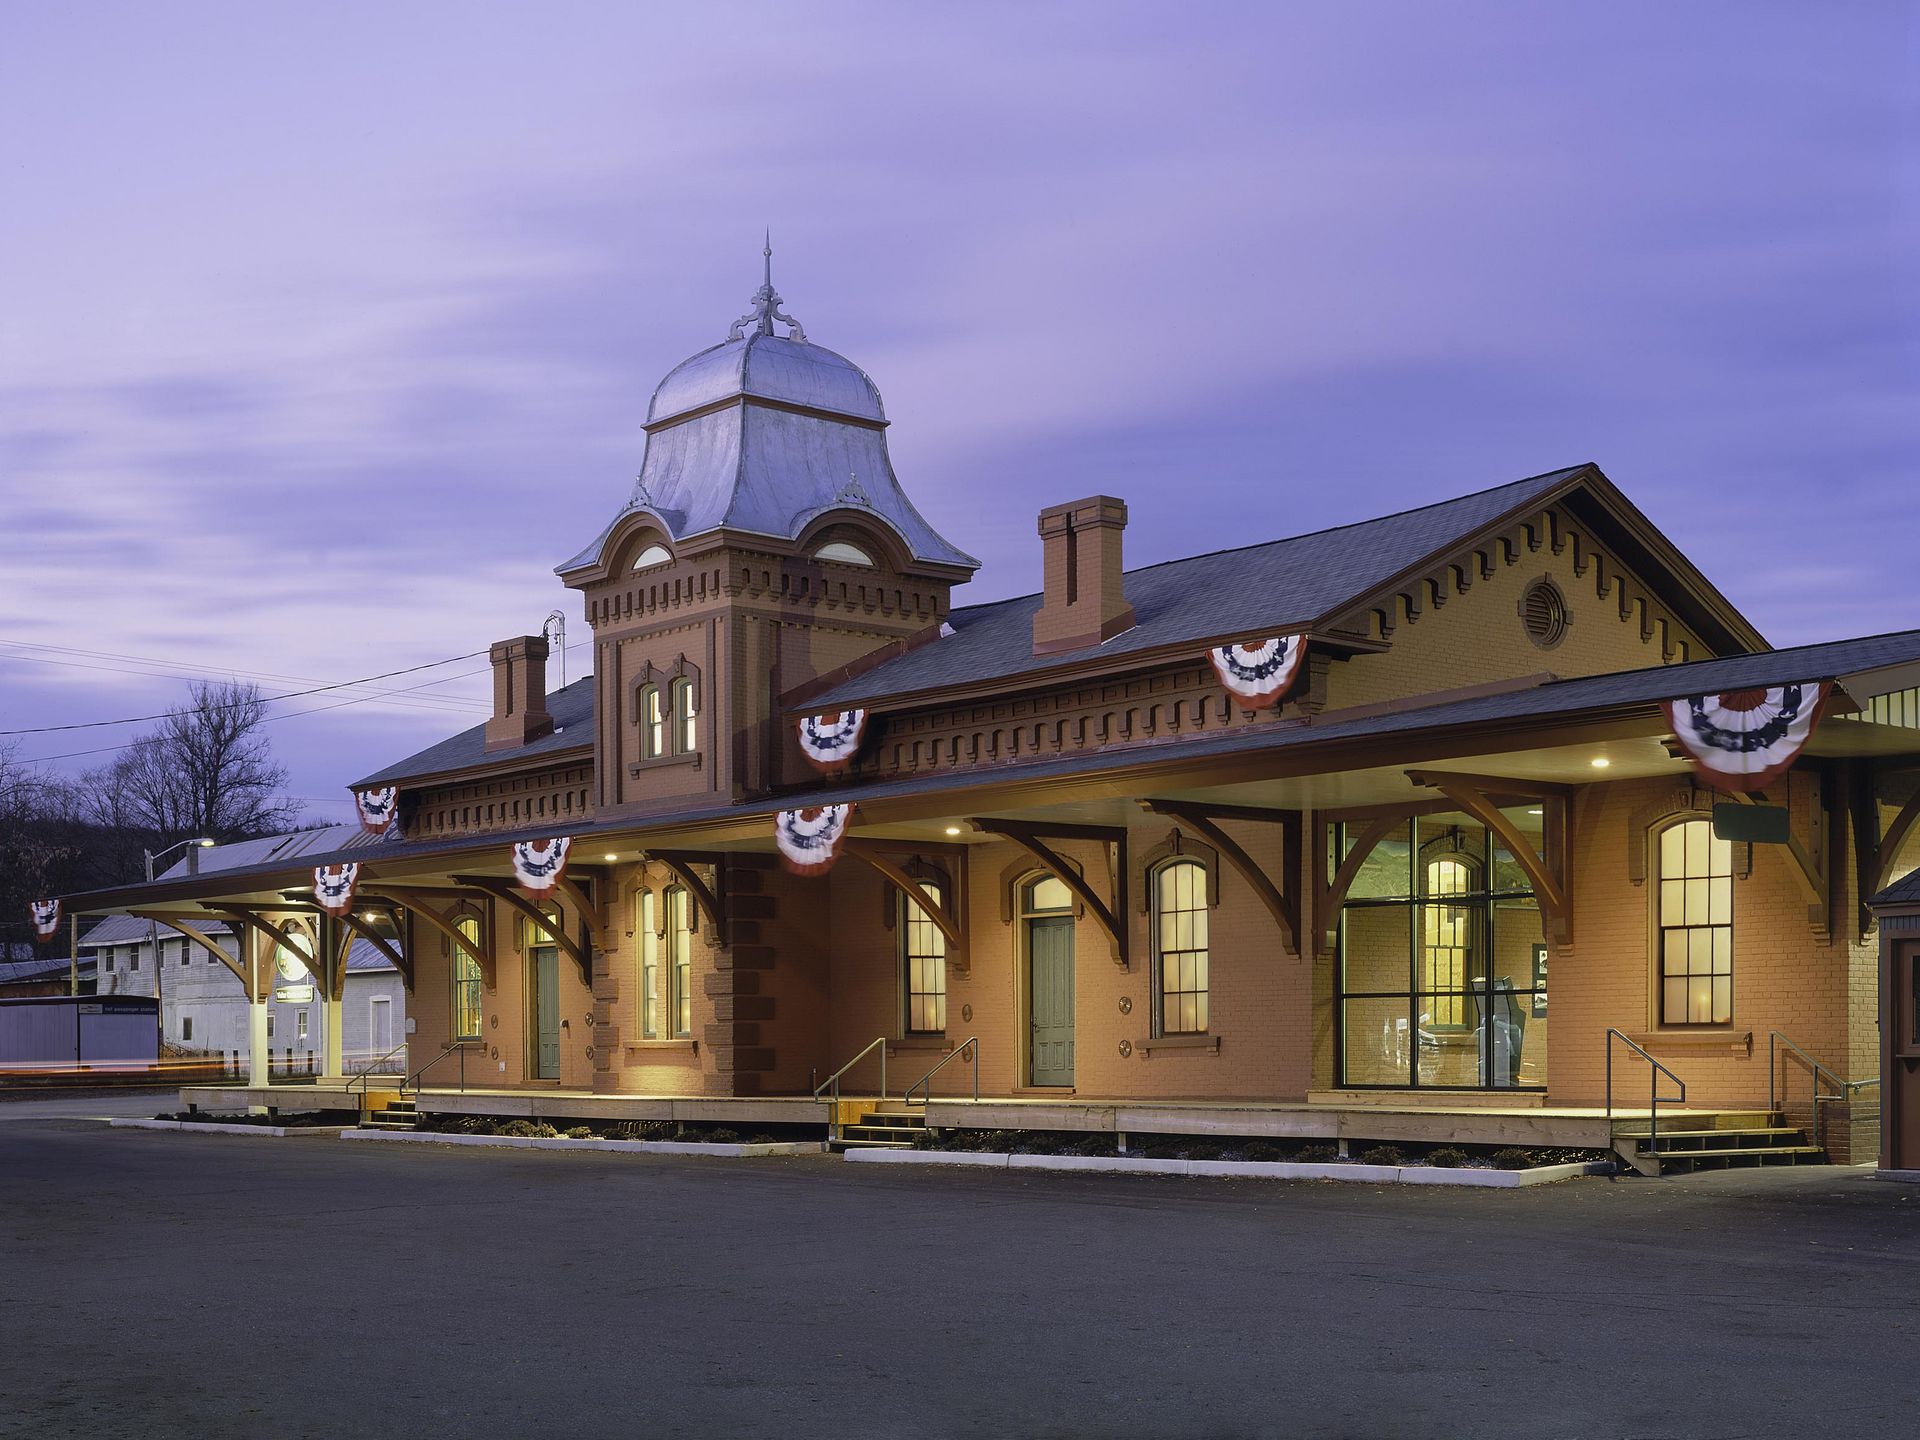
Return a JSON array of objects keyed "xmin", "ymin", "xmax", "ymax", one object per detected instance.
[{"xmin": 2, "ymin": 1093, "xmax": 1915, "ymax": 1439}]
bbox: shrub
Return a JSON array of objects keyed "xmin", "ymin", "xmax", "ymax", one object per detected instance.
[
  {"xmin": 1182, "ymin": 1141, "xmax": 1223, "ymax": 1161},
  {"xmin": 703, "ymin": 1127, "xmax": 741, "ymax": 1145},
  {"xmin": 1491, "ymin": 1147, "xmax": 1534, "ymax": 1170},
  {"xmin": 1293, "ymin": 1144, "xmax": 1339, "ymax": 1164},
  {"xmin": 1071, "ymin": 1134, "xmax": 1115, "ymax": 1157},
  {"xmin": 1141, "ymin": 1142, "xmax": 1183, "ymax": 1159},
  {"xmin": 1359, "ymin": 1145, "xmax": 1406, "ymax": 1166},
  {"xmin": 747, "ymin": 1133, "xmax": 776, "ymax": 1146},
  {"xmin": 1425, "ymin": 1148, "xmax": 1469, "ymax": 1169},
  {"xmin": 563, "ymin": 1126, "xmax": 593, "ymax": 1140},
  {"xmin": 1241, "ymin": 1140, "xmax": 1282, "ymax": 1163}
]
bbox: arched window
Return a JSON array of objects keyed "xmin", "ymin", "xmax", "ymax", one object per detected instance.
[
  {"xmin": 1153, "ymin": 860, "xmax": 1209, "ymax": 1035},
  {"xmin": 632, "ymin": 544, "xmax": 672, "ymax": 571},
  {"xmin": 1658, "ymin": 819, "xmax": 1733, "ymax": 1025},
  {"xmin": 666, "ymin": 886, "xmax": 692, "ymax": 1039},
  {"xmin": 1422, "ymin": 858, "xmax": 1472, "ymax": 1026},
  {"xmin": 814, "ymin": 541, "xmax": 874, "ymax": 566},
  {"xmin": 452, "ymin": 915, "xmax": 483, "ymax": 1041},
  {"xmin": 637, "ymin": 890, "xmax": 659, "ymax": 1040},
  {"xmin": 902, "ymin": 882, "xmax": 947, "ymax": 1035},
  {"xmin": 639, "ymin": 684, "xmax": 665, "ymax": 759},
  {"xmin": 671, "ymin": 676, "xmax": 698, "ymax": 755}
]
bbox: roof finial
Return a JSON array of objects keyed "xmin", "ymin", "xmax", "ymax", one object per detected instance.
[{"xmin": 728, "ymin": 231, "xmax": 807, "ymax": 344}]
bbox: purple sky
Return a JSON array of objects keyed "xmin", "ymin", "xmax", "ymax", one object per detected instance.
[{"xmin": 2, "ymin": 4, "xmax": 1915, "ymax": 823}]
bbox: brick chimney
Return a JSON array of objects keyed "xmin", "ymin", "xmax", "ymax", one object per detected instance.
[
  {"xmin": 1031, "ymin": 496, "xmax": 1136, "ymax": 655},
  {"xmin": 484, "ymin": 635, "xmax": 554, "ymax": 751}
]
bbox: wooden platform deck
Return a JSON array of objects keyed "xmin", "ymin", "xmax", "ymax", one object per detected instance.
[{"xmin": 175, "ymin": 1082, "xmax": 1752, "ymax": 1150}]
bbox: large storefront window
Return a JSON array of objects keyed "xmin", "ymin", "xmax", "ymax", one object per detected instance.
[{"xmin": 1337, "ymin": 813, "xmax": 1548, "ymax": 1089}]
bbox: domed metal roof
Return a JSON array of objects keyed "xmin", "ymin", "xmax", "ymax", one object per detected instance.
[
  {"xmin": 648, "ymin": 333, "xmax": 885, "ymax": 427},
  {"xmin": 558, "ymin": 240, "xmax": 977, "ymax": 577}
]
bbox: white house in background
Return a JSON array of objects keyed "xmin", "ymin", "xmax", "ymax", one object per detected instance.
[{"xmin": 80, "ymin": 824, "xmax": 409, "ymax": 1077}]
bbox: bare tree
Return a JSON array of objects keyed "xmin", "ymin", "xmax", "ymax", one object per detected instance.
[
  {"xmin": 0, "ymin": 742, "xmax": 83, "ymax": 952},
  {"xmin": 86, "ymin": 681, "xmax": 301, "ymax": 848}
]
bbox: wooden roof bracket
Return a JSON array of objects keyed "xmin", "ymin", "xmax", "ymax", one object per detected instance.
[
  {"xmin": 212, "ymin": 905, "xmax": 336, "ymax": 997},
  {"xmin": 363, "ymin": 888, "xmax": 494, "ymax": 989},
  {"xmin": 646, "ymin": 852, "xmax": 726, "ymax": 940},
  {"xmin": 1404, "ymin": 771, "xmax": 1573, "ymax": 948},
  {"xmin": 971, "ymin": 819, "xmax": 1129, "ymax": 968},
  {"xmin": 278, "ymin": 890, "xmax": 414, "ymax": 990},
  {"xmin": 129, "ymin": 910, "xmax": 257, "ymax": 997},
  {"xmin": 453, "ymin": 876, "xmax": 592, "ymax": 988},
  {"xmin": 1139, "ymin": 800, "xmax": 1301, "ymax": 960},
  {"xmin": 842, "ymin": 840, "xmax": 969, "ymax": 971},
  {"xmin": 1312, "ymin": 811, "xmax": 1412, "ymax": 957}
]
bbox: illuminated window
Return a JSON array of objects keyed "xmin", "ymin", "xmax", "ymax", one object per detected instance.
[
  {"xmin": 638, "ymin": 890, "xmax": 659, "ymax": 1040},
  {"xmin": 667, "ymin": 886, "xmax": 692, "ymax": 1039},
  {"xmin": 632, "ymin": 544, "xmax": 672, "ymax": 570},
  {"xmin": 902, "ymin": 883, "xmax": 947, "ymax": 1034},
  {"xmin": 814, "ymin": 541, "xmax": 874, "ymax": 566},
  {"xmin": 452, "ymin": 915, "xmax": 483, "ymax": 1041},
  {"xmin": 1658, "ymin": 820, "xmax": 1733, "ymax": 1025},
  {"xmin": 1153, "ymin": 860, "xmax": 1209, "ymax": 1034},
  {"xmin": 639, "ymin": 684, "xmax": 665, "ymax": 759},
  {"xmin": 1422, "ymin": 858, "xmax": 1472, "ymax": 1026},
  {"xmin": 671, "ymin": 677, "xmax": 698, "ymax": 754}
]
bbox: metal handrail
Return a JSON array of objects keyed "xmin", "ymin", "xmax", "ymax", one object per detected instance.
[
  {"xmin": 813, "ymin": 1036, "xmax": 887, "ymax": 1142},
  {"xmin": 346, "ymin": 1040, "xmax": 411, "ymax": 1099},
  {"xmin": 905, "ymin": 1037, "xmax": 979, "ymax": 1106},
  {"xmin": 1768, "ymin": 1030, "xmax": 1879, "ymax": 1120},
  {"xmin": 402, "ymin": 1038, "xmax": 472, "ymax": 1098},
  {"xmin": 1605, "ymin": 1028, "xmax": 1687, "ymax": 1150}
]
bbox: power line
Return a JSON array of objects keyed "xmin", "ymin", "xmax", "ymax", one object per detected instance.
[
  {"xmin": 0, "ymin": 650, "xmax": 490, "ymax": 737},
  {"xmin": 0, "ymin": 642, "xmax": 487, "ymax": 718}
]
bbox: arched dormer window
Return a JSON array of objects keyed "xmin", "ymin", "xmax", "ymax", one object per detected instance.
[
  {"xmin": 632, "ymin": 543, "xmax": 672, "ymax": 571},
  {"xmin": 813, "ymin": 541, "xmax": 875, "ymax": 567}
]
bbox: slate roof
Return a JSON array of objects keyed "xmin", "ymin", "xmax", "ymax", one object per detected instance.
[
  {"xmin": 351, "ymin": 676, "xmax": 596, "ymax": 788},
  {"xmin": 1871, "ymin": 868, "xmax": 1920, "ymax": 907},
  {"xmin": 70, "ymin": 623, "xmax": 1920, "ymax": 916},
  {"xmin": 810, "ymin": 465, "xmax": 1590, "ymax": 708}
]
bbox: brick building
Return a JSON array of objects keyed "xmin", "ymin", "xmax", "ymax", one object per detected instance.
[{"xmin": 70, "ymin": 261, "xmax": 1920, "ymax": 1174}]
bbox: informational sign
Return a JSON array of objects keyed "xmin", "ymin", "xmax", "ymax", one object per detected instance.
[
  {"xmin": 274, "ymin": 984, "xmax": 314, "ymax": 1004},
  {"xmin": 1531, "ymin": 944, "xmax": 1549, "ymax": 1017},
  {"xmin": 1712, "ymin": 802, "xmax": 1791, "ymax": 845}
]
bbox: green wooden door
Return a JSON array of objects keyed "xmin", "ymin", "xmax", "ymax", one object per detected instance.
[
  {"xmin": 532, "ymin": 946, "xmax": 560, "ymax": 1079},
  {"xmin": 1028, "ymin": 915, "xmax": 1075, "ymax": 1087}
]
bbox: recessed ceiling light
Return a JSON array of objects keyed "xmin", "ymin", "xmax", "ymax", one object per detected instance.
[
  {"xmin": 1590, "ymin": 757, "xmax": 1611, "ymax": 769},
  {"xmin": 603, "ymin": 853, "xmax": 618, "ymax": 862},
  {"xmin": 1527, "ymin": 807, "xmax": 1544, "ymax": 816},
  {"xmin": 944, "ymin": 826, "xmax": 962, "ymax": 836}
]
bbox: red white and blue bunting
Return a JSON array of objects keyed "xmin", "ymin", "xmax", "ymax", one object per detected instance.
[
  {"xmin": 796, "ymin": 710, "xmax": 867, "ymax": 773},
  {"xmin": 1664, "ymin": 682, "xmax": 1830, "ymax": 792},
  {"xmin": 511, "ymin": 837, "xmax": 572, "ymax": 897},
  {"xmin": 1209, "ymin": 635, "xmax": 1306, "ymax": 710},
  {"xmin": 29, "ymin": 899, "xmax": 60, "ymax": 942},
  {"xmin": 354, "ymin": 786, "xmax": 399, "ymax": 834},
  {"xmin": 775, "ymin": 804, "xmax": 854, "ymax": 876},
  {"xmin": 313, "ymin": 863, "xmax": 362, "ymax": 917}
]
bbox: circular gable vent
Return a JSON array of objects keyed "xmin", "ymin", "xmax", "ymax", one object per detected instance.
[{"xmin": 1519, "ymin": 577, "xmax": 1570, "ymax": 650}]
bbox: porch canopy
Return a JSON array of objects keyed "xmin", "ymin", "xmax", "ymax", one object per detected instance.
[{"xmin": 68, "ymin": 627, "xmax": 1920, "ymax": 925}]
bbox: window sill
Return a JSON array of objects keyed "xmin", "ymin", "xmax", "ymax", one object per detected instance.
[
  {"xmin": 888, "ymin": 1036, "xmax": 951, "ymax": 1052},
  {"xmin": 627, "ymin": 751, "xmax": 702, "ymax": 776},
  {"xmin": 1626, "ymin": 1029, "xmax": 1753, "ymax": 1056},
  {"xmin": 1139, "ymin": 1034, "xmax": 1220, "ymax": 1056},
  {"xmin": 624, "ymin": 1039, "xmax": 698, "ymax": 1055}
]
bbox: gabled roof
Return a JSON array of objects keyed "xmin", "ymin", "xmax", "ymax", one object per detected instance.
[
  {"xmin": 351, "ymin": 676, "xmax": 596, "ymax": 789},
  {"xmin": 1872, "ymin": 866, "xmax": 1920, "ymax": 907},
  {"xmin": 806, "ymin": 462, "xmax": 1755, "ymax": 711}
]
